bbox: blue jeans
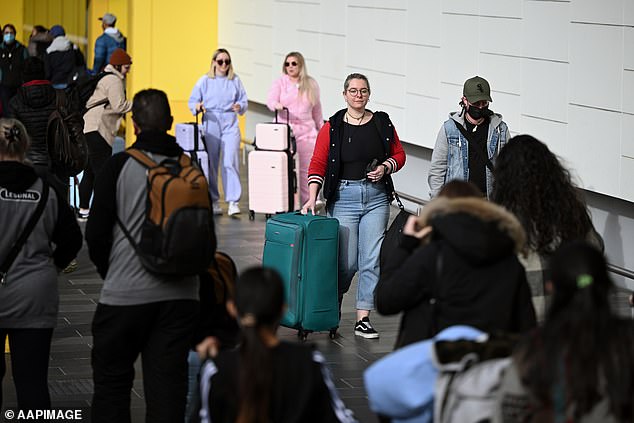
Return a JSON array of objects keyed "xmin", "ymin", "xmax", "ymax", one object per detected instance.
[{"xmin": 328, "ymin": 180, "xmax": 390, "ymax": 310}]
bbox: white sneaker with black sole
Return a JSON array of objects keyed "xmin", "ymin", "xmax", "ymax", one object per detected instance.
[{"xmin": 354, "ymin": 317, "xmax": 379, "ymax": 339}]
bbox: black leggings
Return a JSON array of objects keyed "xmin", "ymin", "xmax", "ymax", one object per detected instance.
[
  {"xmin": 0, "ymin": 328, "xmax": 54, "ymax": 410},
  {"xmin": 79, "ymin": 131, "xmax": 113, "ymax": 209}
]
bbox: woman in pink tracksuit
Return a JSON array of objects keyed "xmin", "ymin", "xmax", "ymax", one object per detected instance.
[{"xmin": 267, "ymin": 52, "xmax": 323, "ymax": 204}]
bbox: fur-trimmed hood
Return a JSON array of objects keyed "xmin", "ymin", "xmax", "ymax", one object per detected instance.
[{"xmin": 418, "ymin": 197, "xmax": 526, "ymax": 264}]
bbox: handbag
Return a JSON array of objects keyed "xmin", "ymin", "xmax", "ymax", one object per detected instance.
[{"xmin": 380, "ymin": 191, "xmax": 412, "ymax": 271}]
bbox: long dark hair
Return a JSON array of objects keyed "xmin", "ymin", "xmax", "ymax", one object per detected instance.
[
  {"xmin": 516, "ymin": 242, "xmax": 634, "ymax": 420},
  {"xmin": 234, "ymin": 267, "xmax": 285, "ymax": 423},
  {"xmin": 492, "ymin": 135, "xmax": 593, "ymax": 254}
]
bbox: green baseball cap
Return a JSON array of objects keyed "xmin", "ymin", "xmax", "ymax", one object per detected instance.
[{"xmin": 463, "ymin": 76, "xmax": 492, "ymax": 103}]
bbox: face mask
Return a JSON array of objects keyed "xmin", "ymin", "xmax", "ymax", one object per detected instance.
[
  {"xmin": 467, "ymin": 105, "xmax": 492, "ymax": 120},
  {"xmin": 3, "ymin": 33, "xmax": 15, "ymax": 44}
]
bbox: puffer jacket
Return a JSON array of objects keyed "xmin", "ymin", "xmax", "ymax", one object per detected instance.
[
  {"xmin": 83, "ymin": 64, "xmax": 131, "ymax": 145},
  {"xmin": 44, "ymin": 36, "xmax": 85, "ymax": 86},
  {"xmin": 377, "ymin": 196, "xmax": 537, "ymax": 349},
  {"xmin": 7, "ymin": 80, "xmax": 58, "ymax": 166}
]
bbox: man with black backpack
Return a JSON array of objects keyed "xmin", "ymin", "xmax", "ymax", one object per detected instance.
[{"xmin": 85, "ymin": 89, "xmax": 217, "ymax": 423}]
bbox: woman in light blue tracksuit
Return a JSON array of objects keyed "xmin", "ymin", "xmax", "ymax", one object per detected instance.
[{"xmin": 188, "ymin": 48, "xmax": 248, "ymax": 216}]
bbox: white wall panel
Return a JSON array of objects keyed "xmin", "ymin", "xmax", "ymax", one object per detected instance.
[
  {"xmin": 620, "ymin": 157, "xmax": 634, "ymax": 202},
  {"xmin": 406, "ymin": 44, "xmax": 440, "ymax": 98},
  {"xmin": 624, "ymin": 27, "xmax": 634, "ymax": 70},
  {"xmin": 320, "ymin": 0, "xmax": 347, "ymax": 34},
  {"xmin": 479, "ymin": 0, "xmax": 521, "ymax": 19},
  {"xmin": 521, "ymin": 59, "xmax": 568, "ymax": 123},
  {"xmin": 490, "ymin": 92, "xmax": 520, "ymax": 136},
  {"xmin": 220, "ymin": 0, "xmax": 634, "ymax": 202},
  {"xmin": 568, "ymin": 106, "xmax": 621, "ymax": 196},
  {"xmin": 522, "ymin": 1, "xmax": 569, "ymax": 62},
  {"xmin": 624, "ymin": 71, "xmax": 634, "ymax": 115},
  {"xmin": 479, "ymin": 17, "xmax": 522, "ymax": 57},
  {"xmin": 479, "ymin": 53, "xmax": 520, "ymax": 96},
  {"xmin": 441, "ymin": 14, "xmax": 479, "ymax": 85},
  {"xmin": 623, "ymin": 114, "xmax": 634, "ymax": 159},
  {"xmin": 442, "ymin": 0, "xmax": 478, "ymax": 15},
  {"xmin": 407, "ymin": 0, "xmax": 441, "ymax": 46},
  {"xmin": 626, "ymin": 0, "xmax": 634, "ymax": 26},
  {"xmin": 518, "ymin": 116, "xmax": 569, "ymax": 160},
  {"xmin": 404, "ymin": 94, "xmax": 440, "ymax": 149},
  {"xmin": 569, "ymin": 24, "xmax": 623, "ymax": 111},
  {"xmin": 571, "ymin": 0, "xmax": 624, "ymax": 25}
]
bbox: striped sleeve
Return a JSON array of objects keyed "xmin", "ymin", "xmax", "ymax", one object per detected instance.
[{"xmin": 312, "ymin": 350, "xmax": 358, "ymax": 423}]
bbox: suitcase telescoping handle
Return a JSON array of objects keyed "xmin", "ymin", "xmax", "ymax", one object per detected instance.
[{"xmin": 274, "ymin": 107, "xmax": 290, "ymax": 124}]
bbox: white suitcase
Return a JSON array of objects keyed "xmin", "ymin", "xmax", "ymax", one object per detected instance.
[
  {"xmin": 175, "ymin": 123, "xmax": 204, "ymax": 151},
  {"xmin": 248, "ymin": 150, "xmax": 296, "ymax": 219},
  {"xmin": 185, "ymin": 150, "xmax": 210, "ymax": 182},
  {"xmin": 254, "ymin": 108, "xmax": 294, "ymax": 151}
]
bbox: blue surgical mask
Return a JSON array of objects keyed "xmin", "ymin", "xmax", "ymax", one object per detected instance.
[{"xmin": 3, "ymin": 33, "xmax": 15, "ymax": 44}]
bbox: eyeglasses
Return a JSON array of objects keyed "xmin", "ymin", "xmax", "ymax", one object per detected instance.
[
  {"xmin": 347, "ymin": 88, "xmax": 369, "ymax": 96},
  {"xmin": 285, "ymin": 61, "xmax": 298, "ymax": 67},
  {"xmin": 216, "ymin": 59, "xmax": 231, "ymax": 66}
]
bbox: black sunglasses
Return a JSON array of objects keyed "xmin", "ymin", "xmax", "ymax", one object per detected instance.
[
  {"xmin": 285, "ymin": 61, "xmax": 298, "ymax": 67},
  {"xmin": 216, "ymin": 59, "xmax": 231, "ymax": 66}
]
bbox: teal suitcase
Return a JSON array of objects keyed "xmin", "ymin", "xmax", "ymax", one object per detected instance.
[{"xmin": 262, "ymin": 212, "xmax": 339, "ymax": 340}]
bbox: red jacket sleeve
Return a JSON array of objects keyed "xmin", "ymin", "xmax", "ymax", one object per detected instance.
[
  {"xmin": 307, "ymin": 122, "xmax": 331, "ymax": 186},
  {"xmin": 386, "ymin": 127, "xmax": 406, "ymax": 174}
]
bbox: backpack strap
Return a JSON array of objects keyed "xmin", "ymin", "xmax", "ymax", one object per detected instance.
[
  {"xmin": 126, "ymin": 148, "xmax": 159, "ymax": 168},
  {"xmin": 452, "ymin": 119, "xmax": 495, "ymax": 172},
  {"xmin": 1, "ymin": 180, "xmax": 49, "ymax": 285}
]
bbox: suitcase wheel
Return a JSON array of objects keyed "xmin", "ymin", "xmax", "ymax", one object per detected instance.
[
  {"xmin": 249, "ymin": 210, "xmax": 255, "ymax": 221},
  {"xmin": 265, "ymin": 213, "xmax": 272, "ymax": 220},
  {"xmin": 329, "ymin": 329, "xmax": 337, "ymax": 340},
  {"xmin": 297, "ymin": 329, "xmax": 308, "ymax": 342}
]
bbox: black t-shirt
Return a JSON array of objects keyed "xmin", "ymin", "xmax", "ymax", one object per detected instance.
[
  {"xmin": 340, "ymin": 117, "xmax": 385, "ymax": 180},
  {"xmin": 464, "ymin": 118, "xmax": 489, "ymax": 196},
  {"xmin": 200, "ymin": 342, "xmax": 354, "ymax": 423}
]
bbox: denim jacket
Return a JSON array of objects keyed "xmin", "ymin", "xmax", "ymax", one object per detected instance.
[{"xmin": 428, "ymin": 111, "xmax": 509, "ymax": 199}]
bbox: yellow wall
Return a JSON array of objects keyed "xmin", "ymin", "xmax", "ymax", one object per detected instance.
[
  {"xmin": 123, "ymin": 0, "xmax": 218, "ymax": 145},
  {"xmin": 86, "ymin": 0, "xmax": 128, "ymax": 70},
  {"xmin": 0, "ymin": 0, "xmax": 25, "ymax": 43},
  {"xmin": 1, "ymin": 0, "xmax": 88, "ymax": 55}
]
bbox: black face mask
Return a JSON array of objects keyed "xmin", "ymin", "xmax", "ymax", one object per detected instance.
[{"xmin": 467, "ymin": 105, "xmax": 492, "ymax": 120}]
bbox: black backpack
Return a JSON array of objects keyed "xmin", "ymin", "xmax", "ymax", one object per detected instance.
[
  {"xmin": 66, "ymin": 71, "xmax": 112, "ymax": 115},
  {"xmin": 46, "ymin": 90, "xmax": 88, "ymax": 178}
]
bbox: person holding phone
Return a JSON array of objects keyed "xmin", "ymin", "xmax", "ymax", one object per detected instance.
[{"xmin": 302, "ymin": 73, "xmax": 406, "ymax": 339}]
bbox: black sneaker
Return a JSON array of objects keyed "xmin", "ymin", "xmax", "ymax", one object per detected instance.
[{"xmin": 354, "ymin": 317, "xmax": 379, "ymax": 339}]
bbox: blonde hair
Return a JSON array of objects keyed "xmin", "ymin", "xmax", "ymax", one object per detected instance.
[
  {"xmin": 282, "ymin": 52, "xmax": 317, "ymax": 106},
  {"xmin": 207, "ymin": 48, "xmax": 235, "ymax": 80},
  {"xmin": 0, "ymin": 118, "xmax": 30, "ymax": 161}
]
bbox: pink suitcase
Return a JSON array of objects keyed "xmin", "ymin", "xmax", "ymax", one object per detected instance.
[
  {"xmin": 248, "ymin": 150, "xmax": 297, "ymax": 220},
  {"xmin": 254, "ymin": 108, "xmax": 293, "ymax": 151}
]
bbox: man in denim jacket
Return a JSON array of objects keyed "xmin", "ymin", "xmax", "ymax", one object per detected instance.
[{"xmin": 428, "ymin": 76, "xmax": 509, "ymax": 199}]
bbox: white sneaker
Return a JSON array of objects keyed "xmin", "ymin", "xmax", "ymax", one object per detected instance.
[
  {"xmin": 212, "ymin": 202, "xmax": 223, "ymax": 215},
  {"xmin": 228, "ymin": 202, "xmax": 241, "ymax": 216}
]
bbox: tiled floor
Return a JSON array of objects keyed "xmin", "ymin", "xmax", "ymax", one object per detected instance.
[{"xmin": 1, "ymin": 200, "xmax": 399, "ymax": 423}]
